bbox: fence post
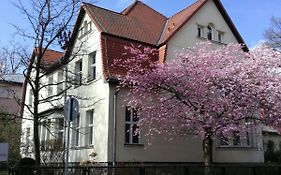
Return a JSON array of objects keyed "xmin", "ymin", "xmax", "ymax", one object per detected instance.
[
  {"xmin": 184, "ymin": 166, "xmax": 189, "ymax": 175},
  {"xmin": 221, "ymin": 166, "xmax": 226, "ymax": 175},
  {"xmin": 252, "ymin": 166, "xmax": 256, "ymax": 175},
  {"xmin": 140, "ymin": 167, "xmax": 145, "ymax": 175}
]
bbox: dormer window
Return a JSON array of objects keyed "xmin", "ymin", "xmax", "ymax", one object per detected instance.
[{"xmin": 207, "ymin": 25, "xmax": 213, "ymax": 40}]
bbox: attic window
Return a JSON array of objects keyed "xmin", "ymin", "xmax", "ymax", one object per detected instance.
[
  {"xmin": 79, "ymin": 21, "xmax": 92, "ymax": 37},
  {"xmin": 207, "ymin": 25, "xmax": 213, "ymax": 40},
  {"xmin": 197, "ymin": 25, "xmax": 204, "ymax": 38},
  {"xmin": 218, "ymin": 31, "xmax": 224, "ymax": 43}
]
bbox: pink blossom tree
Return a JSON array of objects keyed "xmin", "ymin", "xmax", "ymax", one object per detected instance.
[{"xmin": 119, "ymin": 42, "xmax": 281, "ymax": 166}]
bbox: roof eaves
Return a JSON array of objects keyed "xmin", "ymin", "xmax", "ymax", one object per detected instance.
[
  {"xmin": 157, "ymin": 20, "xmax": 169, "ymax": 46},
  {"xmin": 213, "ymin": 0, "xmax": 249, "ymax": 51},
  {"xmin": 159, "ymin": 0, "xmax": 208, "ymax": 45}
]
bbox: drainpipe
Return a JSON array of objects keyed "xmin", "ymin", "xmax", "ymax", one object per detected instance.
[{"xmin": 113, "ymin": 87, "xmax": 119, "ymax": 166}]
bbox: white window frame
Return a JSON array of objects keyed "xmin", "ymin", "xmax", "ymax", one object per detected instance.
[
  {"xmin": 75, "ymin": 60, "xmax": 83, "ymax": 87},
  {"xmin": 87, "ymin": 51, "xmax": 96, "ymax": 82},
  {"xmin": 47, "ymin": 75, "xmax": 54, "ymax": 96},
  {"xmin": 197, "ymin": 25, "xmax": 204, "ymax": 38},
  {"xmin": 218, "ymin": 120, "xmax": 255, "ymax": 148},
  {"xmin": 85, "ymin": 109, "xmax": 94, "ymax": 146},
  {"xmin": 217, "ymin": 31, "xmax": 224, "ymax": 43},
  {"xmin": 207, "ymin": 25, "xmax": 213, "ymax": 40},
  {"xmin": 56, "ymin": 118, "xmax": 64, "ymax": 140},
  {"xmin": 29, "ymin": 89, "xmax": 33, "ymax": 106},
  {"xmin": 125, "ymin": 106, "xmax": 140, "ymax": 144},
  {"xmin": 72, "ymin": 115, "xmax": 80, "ymax": 147},
  {"xmin": 57, "ymin": 71, "xmax": 64, "ymax": 94}
]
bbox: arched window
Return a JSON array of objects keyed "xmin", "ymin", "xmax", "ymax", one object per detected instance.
[{"xmin": 207, "ymin": 25, "xmax": 213, "ymax": 40}]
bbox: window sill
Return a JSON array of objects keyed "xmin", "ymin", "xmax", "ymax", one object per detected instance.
[
  {"xmin": 78, "ymin": 30, "xmax": 92, "ymax": 39},
  {"xmin": 216, "ymin": 146, "xmax": 258, "ymax": 150},
  {"xmin": 86, "ymin": 78, "xmax": 96, "ymax": 84},
  {"xmin": 197, "ymin": 36, "xmax": 226, "ymax": 45},
  {"xmin": 70, "ymin": 145, "xmax": 94, "ymax": 150},
  {"xmin": 124, "ymin": 143, "xmax": 144, "ymax": 147}
]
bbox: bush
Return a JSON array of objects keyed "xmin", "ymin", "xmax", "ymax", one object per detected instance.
[{"xmin": 15, "ymin": 157, "xmax": 35, "ymax": 175}]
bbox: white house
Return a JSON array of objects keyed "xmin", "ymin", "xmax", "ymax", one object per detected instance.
[{"xmin": 21, "ymin": 0, "xmax": 264, "ymax": 164}]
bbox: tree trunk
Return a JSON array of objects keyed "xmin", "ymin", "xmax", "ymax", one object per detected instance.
[
  {"xmin": 203, "ymin": 135, "xmax": 213, "ymax": 175},
  {"xmin": 34, "ymin": 117, "xmax": 40, "ymax": 167},
  {"xmin": 203, "ymin": 136, "xmax": 213, "ymax": 166}
]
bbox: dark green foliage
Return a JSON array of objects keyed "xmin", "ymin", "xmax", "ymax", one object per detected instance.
[
  {"xmin": 264, "ymin": 140, "xmax": 281, "ymax": 163},
  {"xmin": 15, "ymin": 158, "xmax": 36, "ymax": 175}
]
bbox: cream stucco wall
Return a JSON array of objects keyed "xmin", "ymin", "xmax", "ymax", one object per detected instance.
[
  {"xmin": 21, "ymin": 13, "xmax": 110, "ymax": 162},
  {"xmin": 164, "ymin": 0, "xmax": 264, "ymax": 163},
  {"xmin": 166, "ymin": 0, "xmax": 239, "ymax": 61},
  {"xmin": 67, "ymin": 13, "xmax": 110, "ymax": 163},
  {"xmin": 108, "ymin": 87, "xmax": 203, "ymax": 163}
]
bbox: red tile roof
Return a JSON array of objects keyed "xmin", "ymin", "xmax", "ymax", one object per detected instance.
[
  {"xmin": 83, "ymin": 1, "xmax": 167, "ymax": 45},
  {"xmin": 158, "ymin": 0, "xmax": 208, "ymax": 44},
  {"xmin": 33, "ymin": 48, "xmax": 64, "ymax": 68},
  {"xmin": 65, "ymin": 0, "xmax": 248, "ymax": 80},
  {"xmin": 101, "ymin": 34, "xmax": 159, "ymax": 79},
  {"xmin": 33, "ymin": 48, "xmax": 64, "ymax": 67}
]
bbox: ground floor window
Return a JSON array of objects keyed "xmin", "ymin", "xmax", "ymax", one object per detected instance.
[{"xmin": 125, "ymin": 106, "xmax": 140, "ymax": 144}]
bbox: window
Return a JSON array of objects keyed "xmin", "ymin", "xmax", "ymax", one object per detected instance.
[
  {"xmin": 88, "ymin": 51, "xmax": 96, "ymax": 81},
  {"xmin": 79, "ymin": 27, "xmax": 84, "ymax": 37},
  {"xmin": 207, "ymin": 25, "xmax": 213, "ymax": 40},
  {"xmin": 57, "ymin": 71, "xmax": 64, "ymax": 94},
  {"xmin": 46, "ymin": 119, "xmax": 51, "ymax": 141},
  {"xmin": 26, "ymin": 127, "xmax": 31, "ymax": 144},
  {"xmin": 47, "ymin": 75, "xmax": 53, "ymax": 96},
  {"xmin": 125, "ymin": 106, "xmax": 140, "ymax": 144},
  {"xmin": 75, "ymin": 60, "xmax": 82, "ymax": 86},
  {"xmin": 85, "ymin": 110, "xmax": 94, "ymax": 146},
  {"xmin": 79, "ymin": 21, "xmax": 92, "ymax": 37},
  {"xmin": 218, "ymin": 120, "xmax": 255, "ymax": 148},
  {"xmin": 41, "ymin": 124, "xmax": 46, "ymax": 141},
  {"xmin": 218, "ymin": 32, "xmax": 223, "ymax": 43},
  {"xmin": 197, "ymin": 25, "xmax": 204, "ymax": 37},
  {"xmin": 56, "ymin": 118, "xmax": 64, "ymax": 142},
  {"xmin": 29, "ymin": 89, "xmax": 33, "ymax": 106},
  {"xmin": 84, "ymin": 21, "xmax": 88, "ymax": 33},
  {"xmin": 72, "ymin": 115, "xmax": 80, "ymax": 147}
]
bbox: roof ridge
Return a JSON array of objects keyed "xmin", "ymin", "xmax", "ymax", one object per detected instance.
[
  {"xmin": 123, "ymin": 1, "xmax": 167, "ymax": 19},
  {"xmin": 169, "ymin": 0, "xmax": 205, "ymax": 19},
  {"xmin": 34, "ymin": 47, "xmax": 64, "ymax": 54},
  {"xmin": 82, "ymin": 2, "xmax": 126, "ymax": 17},
  {"xmin": 121, "ymin": 0, "xmax": 139, "ymax": 15},
  {"xmin": 137, "ymin": 1, "xmax": 167, "ymax": 19}
]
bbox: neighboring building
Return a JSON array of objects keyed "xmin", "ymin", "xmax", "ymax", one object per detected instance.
[
  {"xmin": 0, "ymin": 74, "xmax": 24, "ymax": 163},
  {"xmin": 0, "ymin": 74, "xmax": 24, "ymax": 115},
  {"xmin": 21, "ymin": 0, "xmax": 264, "ymax": 164}
]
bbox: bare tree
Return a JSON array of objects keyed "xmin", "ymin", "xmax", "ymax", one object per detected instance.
[
  {"xmin": 0, "ymin": 42, "xmax": 29, "ymax": 75},
  {"xmin": 13, "ymin": 0, "xmax": 98, "ymax": 168},
  {"xmin": 264, "ymin": 16, "xmax": 281, "ymax": 50}
]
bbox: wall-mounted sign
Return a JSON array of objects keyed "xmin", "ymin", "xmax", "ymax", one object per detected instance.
[{"xmin": 0, "ymin": 143, "xmax": 9, "ymax": 161}]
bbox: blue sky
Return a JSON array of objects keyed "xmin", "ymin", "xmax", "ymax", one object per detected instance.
[{"xmin": 0, "ymin": 0, "xmax": 281, "ymax": 49}]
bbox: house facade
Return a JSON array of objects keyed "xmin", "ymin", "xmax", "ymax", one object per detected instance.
[
  {"xmin": 0, "ymin": 74, "xmax": 24, "ymax": 162},
  {"xmin": 22, "ymin": 0, "xmax": 264, "ymax": 164}
]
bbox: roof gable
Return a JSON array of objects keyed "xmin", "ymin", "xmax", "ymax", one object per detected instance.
[
  {"xmin": 158, "ymin": 0, "xmax": 208, "ymax": 45},
  {"xmin": 158, "ymin": 0, "xmax": 247, "ymax": 50}
]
